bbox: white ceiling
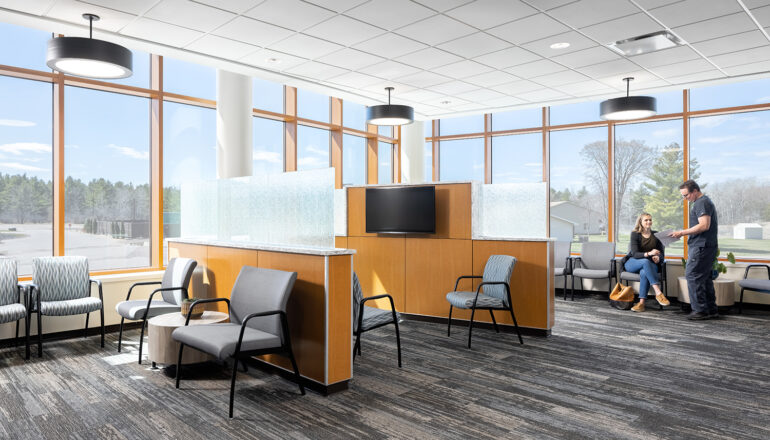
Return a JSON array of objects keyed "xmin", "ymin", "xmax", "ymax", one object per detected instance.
[{"xmin": 3, "ymin": 0, "xmax": 770, "ymax": 119}]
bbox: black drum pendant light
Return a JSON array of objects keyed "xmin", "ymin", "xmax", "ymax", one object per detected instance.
[
  {"xmin": 600, "ymin": 77, "xmax": 656, "ymax": 120},
  {"xmin": 366, "ymin": 87, "xmax": 414, "ymax": 125},
  {"xmin": 47, "ymin": 13, "xmax": 133, "ymax": 79}
]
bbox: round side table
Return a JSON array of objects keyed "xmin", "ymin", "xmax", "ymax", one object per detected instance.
[
  {"xmin": 677, "ymin": 277, "xmax": 736, "ymax": 307},
  {"xmin": 148, "ymin": 311, "xmax": 229, "ymax": 366}
]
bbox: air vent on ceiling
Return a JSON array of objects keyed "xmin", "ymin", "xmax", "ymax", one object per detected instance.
[{"xmin": 607, "ymin": 30, "xmax": 683, "ymax": 56}]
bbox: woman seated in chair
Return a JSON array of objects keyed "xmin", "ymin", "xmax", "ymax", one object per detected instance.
[{"xmin": 623, "ymin": 212, "xmax": 669, "ymax": 312}]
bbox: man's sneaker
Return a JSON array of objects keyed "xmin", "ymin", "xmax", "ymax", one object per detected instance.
[
  {"xmin": 631, "ymin": 302, "xmax": 645, "ymax": 312},
  {"xmin": 708, "ymin": 312, "xmax": 720, "ymax": 320},
  {"xmin": 655, "ymin": 293, "xmax": 670, "ymax": 307},
  {"xmin": 687, "ymin": 311, "xmax": 709, "ymax": 320}
]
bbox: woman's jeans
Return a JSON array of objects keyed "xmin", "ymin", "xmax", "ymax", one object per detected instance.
[{"xmin": 624, "ymin": 258, "xmax": 660, "ymax": 298}]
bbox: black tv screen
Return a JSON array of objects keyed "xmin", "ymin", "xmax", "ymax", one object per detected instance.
[{"xmin": 366, "ymin": 186, "xmax": 436, "ymax": 234}]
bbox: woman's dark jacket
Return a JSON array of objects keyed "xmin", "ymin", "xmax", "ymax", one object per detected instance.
[{"xmin": 621, "ymin": 230, "xmax": 665, "ymax": 267}]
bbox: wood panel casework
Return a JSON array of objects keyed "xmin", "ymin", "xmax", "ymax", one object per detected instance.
[
  {"xmin": 342, "ymin": 182, "xmax": 554, "ymax": 335},
  {"xmin": 168, "ymin": 239, "xmax": 354, "ymax": 393}
]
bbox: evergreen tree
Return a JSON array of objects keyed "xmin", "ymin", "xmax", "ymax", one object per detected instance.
[{"xmin": 641, "ymin": 143, "xmax": 700, "ymax": 230}]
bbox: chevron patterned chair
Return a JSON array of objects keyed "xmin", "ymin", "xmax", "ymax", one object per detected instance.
[
  {"xmin": 352, "ymin": 271, "xmax": 402, "ymax": 367},
  {"xmin": 29, "ymin": 256, "xmax": 104, "ymax": 357},
  {"xmin": 0, "ymin": 258, "xmax": 30, "ymax": 359},
  {"xmin": 446, "ymin": 254, "xmax": 523, "ymax": 349}
]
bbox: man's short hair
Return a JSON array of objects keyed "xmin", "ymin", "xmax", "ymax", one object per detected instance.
[{"xmin": 679, "ymin": 179, "xmax": 700, "ymax": 193}]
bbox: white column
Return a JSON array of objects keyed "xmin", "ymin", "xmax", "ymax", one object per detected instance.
[
  {"xmin": 400, "ymin": 121, "xmax": 425, "ymax": 183},
  {"xmin": 216, "ymin": 69, "xmax": 253, "ymax": 178}
]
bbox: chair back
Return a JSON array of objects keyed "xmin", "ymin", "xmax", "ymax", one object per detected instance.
[
  {"xmin": 554, "ymin": 241, "xmax": 571, "ymax": 270},
  {"xmin": 160, "ymin": 258, "xmax": 197, "ymax": 304},
  {"xmin": 352, "ymin": 272, "xmax": 364, "ymax": 332},
  {"xmin": 482, "ymin": 255, "xmax": 517, "ymax": 306},
  {"xmin": 32, "ymin": 256, "xmax": 89, "ymax": 301},
  {"xmin": 229, "ymin": 266, "xmax": 297, "ymax": 341},
  {"xmin": 0, "ymin": 258, "xmax": 17, "ymax": 307},
  {"xmin": 579, "ymin": 242, "xmax": 615, "ymax": 270}
]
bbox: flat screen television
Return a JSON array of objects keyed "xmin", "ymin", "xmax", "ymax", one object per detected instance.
[{"xmin": 366, "ymin": 186, "xmax": 436, "ymax": 234}]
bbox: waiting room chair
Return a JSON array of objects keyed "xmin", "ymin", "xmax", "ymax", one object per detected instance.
[
  {"xmin": 446, "ymin": 255, "xmax": 523, "ymax": 349},
  {"xmin": 738, "ymin": 264, "xmax": 770, "ymax": 314},
  {"xmin": 570, "ymin": 242, "xmax": 616, "ymax": 301},
  {"xmin": 29, "ymin": 256, "xmax": 103, "ymax": 357},
  {"xmin": 554, "ymin": 241, "xmax": 572, "ymax": 300},
  {"xmin": 0, "ymin": 258, "xmax": 30, "ymax": 359},
  {"xmin": 352, "ymin": 272, "xmax": 401, "ymax": 367},
  {"xmin": 619, "ymin": 258, "xmax": 668, "ymax": 310},
  {"xmin": 115, "ymin": 257, "xmax": 197, "ymax": 364},
  {"xmin": 172, "ymin": 266, "xmax": 304, "ymax": 418}
]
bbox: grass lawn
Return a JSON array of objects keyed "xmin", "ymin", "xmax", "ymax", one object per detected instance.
[{"xmin": 569, "ymin": 234, "xmax": 769, "ymax": 259}]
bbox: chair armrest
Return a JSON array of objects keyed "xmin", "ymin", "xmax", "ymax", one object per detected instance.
[
  {"xmin": 125, "ymin": 281, "xmax": 162, "ymax": 301},
  {"xmin": 89, "ymin": 279, "xmax": 103, "ymax": 301},
  {"xmin": 144, "ymin": 286, "xmax": 189, "ymax": 320},
  {"xmin": 453, "ymin": 275, "xmax": 482, "ymax": 291},
  {"xmin": 235, "ymin": 310, "xmax": 288, "ymax": 355},
  {"xmin": 362, "ymin": 293, "xmax": 398, "ymax": 312},
  {"xmin": 473, "ymin": 281, "xmax": 511, "ymax": 307},
  {"xmin": 184, "ymin": 297, "xmax": 229, "ymax": 325},
  {"xmin": 742, "ymin": 264, "xmax": 770, "ymax": 280},
  {"xmin": 16, "ymin": 284, "xmax": 27, "ymax": 309},
  {"xmin": 27, "ymin": 283, "xmax": 39, "ymax": 312}
]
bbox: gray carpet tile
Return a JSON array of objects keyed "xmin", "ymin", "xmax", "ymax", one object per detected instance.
[{"xmin": 0, "ymin": 297, "xmax": 768, "ymax": 439}]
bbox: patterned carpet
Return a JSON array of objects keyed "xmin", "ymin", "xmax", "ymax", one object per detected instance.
[{"xmin": 0, "ymin": 295, "xmax": 768, "ymax": 439}]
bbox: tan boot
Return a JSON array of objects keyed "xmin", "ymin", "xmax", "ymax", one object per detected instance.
[
  {"xmin": 655, "ymin": 293, "xmax": 670, "ymax": 306},
  {"xmin": 631, "ymin": 302, "xmax": 645, "ymax": 312}
]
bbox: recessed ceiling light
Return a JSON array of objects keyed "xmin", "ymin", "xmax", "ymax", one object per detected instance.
[
  {"xmin": 550, "ymin": 42, "xmax": 570, "ymax": 49},
  {"xmin": 608, "ymin": 30, "xmax": 683, "ymax": 56},
  {"xmin": 440, "ymin": 100, "xmax": 451, "ymax": 105},
  {"xmin": 265, "ymin": 57, "xmax": 281, "ymax": 64}
]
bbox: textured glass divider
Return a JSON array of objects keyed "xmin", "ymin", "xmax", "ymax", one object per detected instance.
[
  {"xmin": 334, "ymin": 189, "xmax": 347, "ymax": 237},
  {"xmin": 181, "ymin": 168, "xmax": 335, "ymax": 248},
  {"xmin": 472, "ymin": 182, "xmax": 547, "ymax": 238}
]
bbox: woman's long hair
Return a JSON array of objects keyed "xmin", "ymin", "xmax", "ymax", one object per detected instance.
[{"xmin": 633, "ymin": 212, "xmax": 652, "ymax": 233}]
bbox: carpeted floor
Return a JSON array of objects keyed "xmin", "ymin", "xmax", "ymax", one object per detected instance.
[{"xmin": 1, "ymin": 295, "xmax": 768, "ymax": 439}]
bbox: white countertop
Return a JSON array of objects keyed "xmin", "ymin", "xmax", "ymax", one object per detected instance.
[{"xmin": 168, "ymin": 238, "xmax": 356, "ymax": 256}]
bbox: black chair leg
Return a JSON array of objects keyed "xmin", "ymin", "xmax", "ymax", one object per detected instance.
[
  {"xmin": 286, "ymin": 345, "xmax": 305, "ymax": 395},
  {"xmin": 353, "ymin": 330, "xmax": 362, "ymax": 360},
  {"xmin": 508, "ymin": 307, "xmax": 524, "ymax": 345},
  {"xmin": 578, "ymin": 278, "xmax": 585, "ymax": 299},
  {"xmin": 37, "ymin": 311, "xmax": 42, "ymax": 358},
  {"xmin": 447, "ymin": 305, "xmax": 453, "ymax": 336},
  {"xmin": 175, "ymin": 343, "xmax": 185, "ymax": 387},
  {"xmin": 467, "ymin": 306, "xmax": 476, "ymax": 349},
  {"xmin": 229, "ymin": 356, "xmax": 239, "ymax": 418},
  {"xmin": 738, "ymin": 288, "xmax": 744, "ymax": 314},
  {"xmin": 392, "ymin": 312, "xmax": 402, "ymax": 368},
  {"xmin": 117, "ymin": 317, "xmax": 125, "ymax": 352},
  {"xmin": 25, "ymin": 315, "xmax": 30, "ymax": 360},
  {"xmin": 607, "ymin": 277, "xmax": 612, "ymax": 298},
  {"xmin": 567, "ymin": 275, "xmax": 572, "ymax": 301},
  {"xmin": 240, "ymin": 360, "xmax": 248, "ymax": 372},
  {"xmin": 138, "ymin": 317, "xmax": 147, "ymax": 365},
  {"xmin": 100, "ymin": 305, "xmax": 104, "ymax": 348},
  {"xmin": 84, "ymin": 312, "xmax": 90, "ymax": 339},
  {"xmin": 563, "ymin": 274, "xmax": 568, "ymax": 299},
  {"xmin": 14, "ymin": 320, "xmax": 19, "ymax": 347},
  {"xmin": 489, "ymin": 310, "xmax": 499, "ymax": 333}
]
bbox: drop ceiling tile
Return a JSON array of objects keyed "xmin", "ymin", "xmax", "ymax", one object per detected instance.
[
  {"xmin": 411, "ymin": 0, "xmax": 475, "ymax": 13},
  {"xmin": 692, "ymin": 30, "xmax": 769, "ymax": 57},
  {"xmin": 577, "ymin": 58, "xmax": 641, "ymax": 78},
  {"xmin": 483, "ymin": 96, "xmax": 528, "ymax": 107},
  {"xmin": 432, "ymin": 60, "xmax": 495, "ymax": 79},
  {"xmin": 554, "ymin": 79, "xmax": 612, "ymax": 94},
  {"xmin": 77, "ymin": 0, "xmax": 156, "ymax": 15},
  {"xmin": 520, "ymin": 31, "xmax": 597, "ymax": 58},
  {"xmin": 436, "ymin": 32, "xmax": 510, "ymax": 59},
  {"xmin": 243, "ymin": 0, "xmax": 335, "ymax": 32},
  {"xmin": 456, "ymin": 88, "xmax": 506, "ymax": 102},
  {"xmin": 710, "ymin": 45, "xmax": 770, "ymax": 68},
  {"xmin": 120, "ymin": 17, "xmax": 203, "ymax": 47},
  {"xmin": 448, "ymin": 102, "xmax": 489, "ymax": 112},
  {"xmin": 240, "ymin": 49, "xmax": 308, "ymax": 70},
  {"xmin": 531, "ymin": 70, "xmax": 589, "ymax": 87},
  {"xmin": 269, "ymin": 34, "xmax": 344, "ymax": 59},
  {"xmin": 361, "ymin": 81, "xmax": 416, "ymax": 96},
  {"xmin": 551, "ymin": 46, "xmax": 621, "ymax": 69},
  {"xmin": 531, "ymin": 0, "xmax": 580, "ymax": 10},
  {"xmin": 317, "ymin": 48, "xmax": 385, "ymax": 70},
  {"xmin": 214, "ymin": 16, "xmax": 295, "ymax": 47},
  {"xmin": 517, "ymin": 88, "xmax": 569, "ymax": 102},
  {"xmin": 723, "ymin": 59, "xmax": 770, "ymax": 76},
  {"xmin": 472, "ymin": 48, "xmax": 541, "ymax": 70},
  {"xmin": 345, "ymin": 0, "xmax": 436, "ymax": 30},
  {"xmin": 394, "ymin": 70, "xmax": 453, "ymax": 87},
  {"xmin": 353, "ymin": 33, "xmax": 429, "ymax": 59},
  {"xmin": 749, "ymin": 5, "xmax": 770, "ymax": 27},
  {"xmin": 628, "ymin": 45, "xmax": 701, "ymax": 68},
  {"xmin": 145, "ymin": 0, "xmax": 236, "ymax": 33},
  {"xmin": 667, "ymin": 69, "xmax": 726, "ymax": 84},
  {"xmin": 596, "ymin": 70, "xmax": 664, "ymax": 88},
  {"xmin": 651, "ymin": 59, "xmax": 715, "ymax": 77},
  {"xmin": 549, "ymin": 0, "xmax": 640, "ymax": 28},
  {"xmin": 673, "ymin": 12, "xmax": 757, "ymax": 44},
  {"xmin": 193, "ymin": 0, "xmax": 264, "ymax": 14},
  {"xmin": 185, "ymin": 34, "xmax": 259, "ymax": 59},
  {"xmin": 745, "ymin": 0, "xmax": 770, "ymax": 8},
  {"xmin": 444, "ymin": 0, "xmax": 537, "ymax": 30},
  {"xmin": 464, "ymin": 70, "xmax": 520, "ymax": 87},
  {"xmin": 491, "ymin": 79, "xmax": 545, "ymax": 94},
  {"xmin": 303, "ymin": 15, "xmax": 385, "ymax": 46},
  {"xmin": 488, "ymin": 13, "xmax": 569, "ymax": 45},
  {"xmin": 285, "ymin": 61, "xmax": 348, "ymax": 80},
  {"xmin": 395, "ymin": 14, "xmax": 476, "ymax": 46},
  {"xmin": 505, "ymin": 59, "xmax": 567, "ymax": 78},
  {"xmin": 395, "ymin": 47, "xmax": 464, "ymax": 70},
  {"xmin": 580, "ymin": 13, "xmax": 663, "ymax": 44},
  {"xmin": 359, "ymin": 60, "xmax": 421, "ymax": 79},
  {"xmin": 570, "ymin": 87, "xmax": 617, "ymax": 97},
  {"xmin": 649, "ymin": 0, "xmax": 743, "ymax": 28},
  {"xmin": 305, "ymin": 0, "xmax": 368, "ymax": 12},
  {"xmin": 397, "ymin": 88, "xmax": 444, "ymax": 102},
  {"xmin": 422, "ymin": 95, "xmax": 471, "ymax": 107},
  {"xmin": 633, "ymin": 0, "xmax": 680, "ymax": 9},
  {"xmin": 45, "ymin": 0, "xmax": 135, "ymax": 33},
  {"xmin": 326, "ymin": 71, "xmax": 383, "ymax": 88},
  {"xmin": 427, "ymin": 80, "xmax": 480, "ymax": 94}
]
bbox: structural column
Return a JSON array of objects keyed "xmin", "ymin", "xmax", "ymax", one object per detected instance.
[
  {"xmin": 400, "ymin": 121, "xmax": 425, "ymax": 183},
  {"xmin": 216, "ymin": 69, "xmax": 253, "ymax": 178}
]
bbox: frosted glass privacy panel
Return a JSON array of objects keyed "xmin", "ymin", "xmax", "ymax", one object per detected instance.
[
  {"xmin": 334, "ymin": 188, "xmax": 347, "ymax": 236},
  {"xmin": 181, "ymin": 168, "xmax": 335, "ymax": 248},
  {"xmin": 472, "ymin": 182, "xmax": 547, "ymax": 238}
]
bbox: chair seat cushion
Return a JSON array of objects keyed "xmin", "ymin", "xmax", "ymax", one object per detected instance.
[
  {"xmin": 738, "ymin": 279, "xmax": 770, "ymax": 293},
  {"xmin": 446, "ymin": 291, "xmax": 505, "ymax": 309},
  {"xmin": 0, "ymin": 303, "xmax": 26, "ymax": 324},
  {"xmin": 359, "ymin": 305, "xmax": 400, "ymax": 332},
  {"xmin": 572, "ymin": 268, "xmax": 611, "ymax": 279},
  {"xmin": 172, "ymin": 323, "xmax": 281, "ymax": 360},
  {"xmin": 116, "ymin": 300, "xmax": 180, "ymax": 320},
  {"xmin": 554, "ymin": 268, "xmax": 565, "ymax": 276},
  {"xmin": 620, "ymin": 271, "xmax": 641, "ymax": 282},
  {"xmin": 40, "ymin": 297, "xmax": 102, "ymax": 316}
]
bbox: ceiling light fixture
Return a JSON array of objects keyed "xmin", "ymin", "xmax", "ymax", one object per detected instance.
[
  {"xmin": 550, "ymin": 42, "xmax": 570, "ymax": 49},
  {"xmin": 600, "ymin": 77, "xmax": 656, "ymax": 120},
  {"xmin": 366, "ymin": 87, "xmax": 414, "ymax": 126},
  {"xmin": 46, "ymin": 13, "xmax": 132, "ymax": 79},
  {"xmin": 608, "ymin": 30, "xmax": 682, "ymax": 56},
  {"xmin": 265, "ymin": 57, "xmax": 281, "ymax": 64}
]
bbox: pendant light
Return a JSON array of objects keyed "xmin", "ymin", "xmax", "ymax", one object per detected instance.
[
  {"xmin": 600, "ymin": 77, "xmax": 656, "ymax": 120},
  {"xmin": 47, "ymin": 13, "xmax": 133, "ymax": 79},
  {"xmin": 366, "ymin": 87, "xmax": 414, "ymax": 126}
]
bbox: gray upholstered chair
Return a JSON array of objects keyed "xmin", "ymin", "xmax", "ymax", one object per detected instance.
[
  {"xmin": 620, "ymin": 259, "xmax": 668, "ymax": 309},
  {"xmin": 172, "ymin": 266, "xmax": 304, "ymax": 418},
  {"xmin": 0, "ymin": 258, "xmax": 30, "ymax": 359},
  {"xmin": 570, "ymin": 242, "xmax": 616, "ymax": 301},
  {"xmin": 446, "ymin": 255, "xmax": 523, "ymax": 349},
  {"xmin": 554, "ymin": 241, "xmax": 572, "ymax": 299},
  {"xmin": 738, "ymin": 264, "xmax": 770, "ymax": 314},
  {"xmin": 352, "ymin": 272, "xmax": 401, "ymax": 367},
  {"xmin": 115, "ymin": 257, "xmax": 197, "ymax": 364},
  {"xmin": 29, "ymin": 256, "xmax": 103, "ymax": 357}
]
